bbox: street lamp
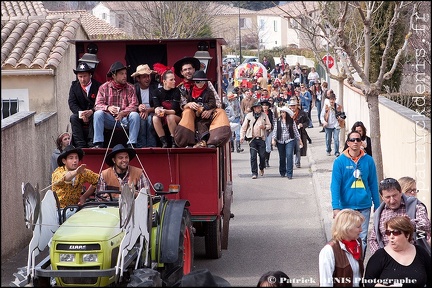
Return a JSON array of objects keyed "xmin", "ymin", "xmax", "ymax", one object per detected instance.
[{"xmin": 238, "ymin": 4, "xmax": 242, "ymax": 64}]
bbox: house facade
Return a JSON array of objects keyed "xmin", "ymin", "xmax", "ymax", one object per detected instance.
[
  {"xmin": 91, "ymin": 2, "xmax": 318, "ymax": 51},
  {"xmin": 1, "ymin": 1, "xmax": 127, "ymax": 260}
]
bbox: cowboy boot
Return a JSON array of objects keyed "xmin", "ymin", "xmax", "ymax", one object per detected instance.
[
  {"xmin": 171, "ymin": 136, "xmax": 178, "ymax": 148},
  {"xmin": 236, "ymin": 141, "xmax": 244, "ymax": 153},
  {"xmin": 159, "ymin": 136, "xmax": 168, "ymax": 148},
  {"xmin": 230, "ymin": 140, "xmax": 235, "ymax": 152}
]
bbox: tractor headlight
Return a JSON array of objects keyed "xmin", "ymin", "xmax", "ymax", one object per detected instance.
[
  {"xmin": 82, "ymin": 254, "xmax": 98, "ymax": 262},
  {"xmin": 59, "ymin": 253, "xmax": 75, "ymax": 262}
]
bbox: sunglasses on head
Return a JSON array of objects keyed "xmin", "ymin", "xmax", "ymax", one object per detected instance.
[
  {"xmin": 380, "ymin": 178, "xmax": 398, "ymax": 184},
  {"xmin": 384, "ymin": 230, "xmax": 403, "ymax": 236},
  {"xmin": 348, "ymin": 138, "xmax": 362, "ymax": 143}
]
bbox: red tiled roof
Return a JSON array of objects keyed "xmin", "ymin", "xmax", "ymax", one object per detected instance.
[{"xmin": 1, "ymin": 1, "xmax": 127, "ymax": 70}]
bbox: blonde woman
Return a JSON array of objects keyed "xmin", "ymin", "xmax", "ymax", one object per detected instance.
[
  {"xmin": 319, "ymin": 209, "xmax": 365, "ymax": 287},
  {"xmin": 398, "ymin": 176, "xmax": 419, "ymax": 198}
]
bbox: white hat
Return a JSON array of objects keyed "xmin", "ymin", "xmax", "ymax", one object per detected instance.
[{"xmin": 279, "ymin": 106, "xmax": 294, "ymax": 117}]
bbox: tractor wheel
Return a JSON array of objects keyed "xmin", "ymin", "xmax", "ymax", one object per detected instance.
[
  {"xmin": 205, "ymin": 217, "xmax": 222, "ymax": 259},
  {"xmin": 160, "ymin": 208, "xmax": 194, "ymax": 286}
]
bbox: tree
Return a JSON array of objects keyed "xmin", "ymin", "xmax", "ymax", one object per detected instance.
[
  {"xmin": 277, "ymin": 1, "xmax": 421, "ymax": 181},
  {"xmin": 120, "ymin": 2, "xmax": 225, "ymax": 39}
]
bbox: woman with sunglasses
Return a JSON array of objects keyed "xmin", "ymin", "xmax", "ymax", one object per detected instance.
[
  {"xmin": 364, "ymin": 216, "xmax": 431, "ymax": 287},
  {"xmin": 319, "ymin": 209, "xmax": 365, "ymax": 287},
  {"xmin": 398, "ymin": 176, "xmax": 419, "ymax": 198}
]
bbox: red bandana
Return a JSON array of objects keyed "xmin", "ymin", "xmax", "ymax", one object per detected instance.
[
  {"xmin": 341, "ymin": 239, "xmax": 361, "ymax": 260},
  {"xmin": 192, "ymin": 83, "xmax": 207, "ymax": 99},
  {"xmin": 183, "ymin": 81, "xmax": 192, "ymax": 91},
  {"xmin": 111, "ymin": 80, "xmax": 126, "ymax": 90}
]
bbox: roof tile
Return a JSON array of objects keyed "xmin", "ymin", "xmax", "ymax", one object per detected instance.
[{"xmin": 1, "ymin": 1, "xmax": 128, "ymax": 70}]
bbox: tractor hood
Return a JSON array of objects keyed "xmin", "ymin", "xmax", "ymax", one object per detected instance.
[{"xmin": 53, "ymin": 206, "xmax": 122, "ymax": 242}]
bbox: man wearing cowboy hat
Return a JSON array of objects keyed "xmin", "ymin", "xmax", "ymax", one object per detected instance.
[
  {"xmin": 93, "ymin": 61, "xmax": 140, "ymax": 148},
  {"xmin": 240, "ymin": 101, "xmax": 271, "ymax": 179},
  {"xmin": 173, "ymin": 57, "xmax": 231, "ymax": 148},
  {"xmin": 288, "ymin": 98, "xmax": 310, "ymax": 168},
  {"xmin": 131, "ymin": 64, "xmax": 158, "ymax": 147},
  {"xmin": 68, "ymin": 62, "xmax": 102, "ymax": 148},
  {"xmin": 98, "ymin": 144, "xmax": 149, "ymax": 194},
  {"xmin": 52, "ymin": 145, "xmax": 99, "ymax": 209}
]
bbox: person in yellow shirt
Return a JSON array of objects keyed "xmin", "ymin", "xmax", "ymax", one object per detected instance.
[{"xmin": 52, "ymin": 145, "xmax": 99, "ymax": 209}]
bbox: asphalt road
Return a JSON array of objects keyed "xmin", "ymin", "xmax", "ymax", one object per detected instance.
[{"xmin": 192, "ymin": 136, "xmax": 325, "ymax": 287}]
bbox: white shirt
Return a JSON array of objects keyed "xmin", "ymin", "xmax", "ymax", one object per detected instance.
[
  {"xmin": 319, "ymin": 241, "xmax": 362, "ymax": 287},
  {"xmin": 140, "ymin": 88, "xmax": 150, "ymax": 106}
]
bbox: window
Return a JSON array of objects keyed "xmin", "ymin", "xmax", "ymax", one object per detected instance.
[
  {"xmin": 274, "ymin": 20, "xmax": 278, "ymax": 32},
  {"xmin": 118, "ymin": 14, "xmax": 125, "ymax": 28},
  {"xmin": 102, "ymin": 13, "xmax": 106, "ymax": 20},
  {"xmin": 2, "ymin": 98, "xmax": 19, "ymax": 119},
  {"xmin": 259, "ymin": 19, "xmax": 265, "ymax": 30},
  {"xmin": 239, "ymin": 18, "xmax": 245, "ymax": 29}
]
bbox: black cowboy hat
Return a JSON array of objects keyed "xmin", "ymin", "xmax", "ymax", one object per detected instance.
[
  {"xmin": 57, "ymin": 145, "xmax": 84, "ymax": 167},
  {"xmin": 192, "ymin": 70, "xmax": 208, "ymax": 81},
  {"xmin": 251, "ymin": 101, "xmax": 262, "ymax": 108},
  {"xmin": 173, "ymin": 269, "xmax": 231, "ymax": 287},
  {"xmin": 105, "ymin": 144, "xmax": 136, "ymax": 166},
  {"xmin": 173, "ymin": 57, "xmax": 201, "ymax": 78},
  {"xmin": 107, "ymin": 61, "xmax": 128, "ymax": 78},
  {"xmin": 260, "ymin": 99, "xmax": 271, "ymax": 106},
  {"xmin": 73, "ymin": 62, "xmax": 93, "ymax": 74}
]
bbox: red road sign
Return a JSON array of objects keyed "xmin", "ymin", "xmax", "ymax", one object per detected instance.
[{"xmin": 322, "ymin": 55, "xmax": 334, "ymax": 69}]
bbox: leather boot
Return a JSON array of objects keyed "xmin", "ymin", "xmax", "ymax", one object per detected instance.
[
  {"xmin": 159, "ymin": 136, "xmax": 168, "ymax": 148},
  {"xmin": 230, "ymin": 140, "xmax": 235, "ymax": 152},
  {"xmin": 236, "ymin": 141, "xmax": 244, "ymax": 153},
  {"xmin": 171, "ymin": 136, "xmax": 178, "ymax": 148}
]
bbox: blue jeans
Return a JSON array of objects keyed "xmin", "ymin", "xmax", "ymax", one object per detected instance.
[
  {"xmin": 249, "ymin": 138, "xmax": 266, "ymax": 175},
  {"xmin": 324, "ymin": 127, "xmax": 340, "ymax": 155},
  {"xmin": 315, "ymin": 100, "xmax": 322, "ymax": 125},
  {"xmin": 357, "ymin": 208, "xmax": 371, "ymax": 259},
  {"xmin": 265, "ymin": 133, "xmax": 272, "ymax": 153},
  {"xmin": 137, "ymin": 113, "xmax": 157, "ymax": 148},
  {"xmin": 93, "ymin": 110, "xmax": 140, "ymax": 145},
  {"xmin": 231, "ymin": 117, "xmax": 241, "ymax": 141},
  {"xmin": 276, "ymin": 140, "xmax": 295, "ymax": 178}
]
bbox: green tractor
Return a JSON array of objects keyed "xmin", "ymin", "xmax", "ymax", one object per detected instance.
[{"xmin": 11, "ymin": 182, "xmax": 194, "ymax": 287}]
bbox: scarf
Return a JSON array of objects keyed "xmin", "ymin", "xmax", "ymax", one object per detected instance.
[
  {"xmin": 183, "ymin": 81, "xmax": 193, "ymax": 92},
  {"xmin": 341, "ymin": 239, "xmax": 361, "ymax": 260},
  {"xmin": 192, "ymin": 84, "xmax": 207, "ymax": 99},
  {"xmin": 111, "ymin": 80, "xmax": 126, "ymax": 90}
]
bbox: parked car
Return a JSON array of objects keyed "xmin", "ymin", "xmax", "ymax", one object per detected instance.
[
  {"xmin": 242, "ymin": 56, "xmax": 259, "ymax": 64},
  {"xmin": 223, "ymin": 57, "xmax": 239, "ymax": 66}
]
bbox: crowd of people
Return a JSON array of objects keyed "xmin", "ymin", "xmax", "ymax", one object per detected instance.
[{"xmin": 47, "ymin": 54, "xmax": 430, "ymax": 287}]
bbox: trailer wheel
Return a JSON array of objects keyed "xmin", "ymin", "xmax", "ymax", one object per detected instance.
[
  {"xmin": 160, "ymin": 208, "xmax": 194, "ymax": 286},
  {"xmin": 205, "ymin": 217, "xmax": 222, "ymax": 259}
]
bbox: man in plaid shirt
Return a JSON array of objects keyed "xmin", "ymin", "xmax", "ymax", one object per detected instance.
[{"xmin": 93, "ymin": 61, "xmax": 140, "ymax": 148}]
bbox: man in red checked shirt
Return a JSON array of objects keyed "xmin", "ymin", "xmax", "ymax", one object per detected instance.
[
  {"xmin": 93, "ymin": 61, "xmax": 140, "ymax": 148},
  {"xmin": 68, "ymin": 62, "xmax": 102, "ymax": 148}
]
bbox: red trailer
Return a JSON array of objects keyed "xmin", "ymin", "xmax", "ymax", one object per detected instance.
[{"xmin": 74, "ymin": 38, "xmax": 233, "ymax": 259}]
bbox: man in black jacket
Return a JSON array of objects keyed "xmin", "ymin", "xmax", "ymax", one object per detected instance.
[{"xmin": 68, "ymin": 62, "xmax": 102, "ymax": 148}]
